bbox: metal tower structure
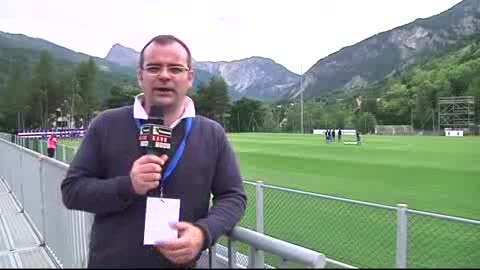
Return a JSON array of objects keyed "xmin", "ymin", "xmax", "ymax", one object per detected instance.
[{"xmin": 438, "ymin": 96, "xmax": 475, "ymax": 130}]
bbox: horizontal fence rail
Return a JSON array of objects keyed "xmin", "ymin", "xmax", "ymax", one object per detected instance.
[{"xmin": 229, "ymin": 226, "xmax": 326, "ymax": 268}]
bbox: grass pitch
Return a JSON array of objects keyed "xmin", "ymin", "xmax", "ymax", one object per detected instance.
[
  {"xmin": 60, "ymin": 133, "xmax": 480, "ymax": 267},
  {"xmin": 228, "ymin": 133, "xmax": 480, "ymax": 219}
]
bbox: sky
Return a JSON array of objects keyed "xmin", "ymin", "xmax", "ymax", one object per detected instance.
[{"xmin": 1, "ymin": 0, "xmax": 463, "ymax": 74}]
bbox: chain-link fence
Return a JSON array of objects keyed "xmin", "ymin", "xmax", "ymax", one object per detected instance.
[
  {"xmin": 240, "ymin": 182, "xmax": 256, "ymax": 230},
  {"xmin": 3, "ymin": 133, "xmax": 479, "ymax": 268},
  {"xmin": 260, "ymin": 183, "xmax": 396, "ymax": 268},
  {"xmin": 1, "ymin": 135, "xmax": 327, "ymax": 269},
  {"xmin": 210, "ymin": 183, "xmax": 256, "ymax": 268},
  {"xmin": 246, "ymin": 181, "xmax": 480, "ymax": 268},
  {"xmin": 406, "ymin": 210, "xmax": 480, "ymax": 268}
]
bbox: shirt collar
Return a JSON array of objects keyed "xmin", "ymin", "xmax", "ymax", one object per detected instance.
[{"xmin": 133, "ymin": 93, "xmax": 196, "ymax": 129}]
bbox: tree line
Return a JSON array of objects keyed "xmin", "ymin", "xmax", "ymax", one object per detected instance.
[
  {"xmin": 0, "ymin": 50, "xmax": 98, "ymax": 131},
  {"xmin": 1, "ymin": 35, "xmax": 479, "ymax": 135}
]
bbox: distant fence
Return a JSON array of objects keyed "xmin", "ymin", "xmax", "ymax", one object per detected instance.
[
  {"xmin": 16, "ymin": 128, "xmax": 86, "ymax": 139},
  {"xmin": 374, "ymin": 125, "xmax": 480, "ymax": 136},
  {"xmin": 4, "ymin": 133, "xmax": 480, "ymax": 268},
  {"xmin": 0, "ymin": 134, "xmax": 79, "ymax": 164},
  {"xmin": 375, "ymin": 125, "xmax": 414, "ymax": 135}
]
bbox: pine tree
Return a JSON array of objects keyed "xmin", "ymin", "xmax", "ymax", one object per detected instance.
[
  {"xmin": 29, "ymin": 50, "xmax": 56, "ymax": 128},
  {"xmin": 76, "ymin": 57, "xmax": 98, "ymax": 125}
]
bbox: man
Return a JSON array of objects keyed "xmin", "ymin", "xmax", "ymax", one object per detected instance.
[
  {"xmin": 61, "ymin": 35, "xmax": 247, "ymax": 268},
  {"xmin": 356, "ymin": 131, "xmax": 362, "ymax": 145}
]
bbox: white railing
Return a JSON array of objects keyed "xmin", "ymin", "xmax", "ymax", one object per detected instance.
[{"xmin": 0, "ymin": 136, "xmax": 326, "ymax": 268}]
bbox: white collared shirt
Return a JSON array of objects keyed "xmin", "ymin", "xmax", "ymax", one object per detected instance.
[{"xmin": 133, "ymin": 93, "xmax": 196, "ymax": 129}]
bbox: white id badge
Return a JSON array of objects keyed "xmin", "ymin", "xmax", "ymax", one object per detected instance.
[{"xmin": 143, "ymin": 197, "xmax": 180, "ymax": 245}]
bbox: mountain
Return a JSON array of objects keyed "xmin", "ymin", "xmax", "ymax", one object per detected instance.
[
  {"xmin": 105, "ymin": 44, "xmax": 299, "ymax": 101},
  {"xmin": 344, "ymin": 34, "xmax": 480, "ymax": 129},
  {"xmin": 0, "ymin": 32, "xmax": 213, "ymax": 100},
  {"xmin": 287, "ymin": 0, "xmax": 480, "ymax": 100},
  {"xmin": 104, "ymin": 43, "xmax": 216, "ymax": 92},
  {"xmin": 194, "ymin": 57, "xmax": 299, "ymax": 101},
  {"xmin": 105, "ymin": 43, "xmax": 139, "ymax": 67},
  {"xmin": 0, "ymin": 31, "xmax": 137, "ymax": 102},
  {"xmin": 0, "ymin": 31, "xmax": 134, "ymax": 76}
]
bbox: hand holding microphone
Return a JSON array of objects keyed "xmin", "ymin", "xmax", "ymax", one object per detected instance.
[
  {"xmin": 130, "ymin": 154, "xmax": 169, "ymax": 195},
  {"xmin": 131, "ymin": 105, "xmax": 173, "ymax": 196}
]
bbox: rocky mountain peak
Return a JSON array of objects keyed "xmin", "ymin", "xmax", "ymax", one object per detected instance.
[
  {"xmin": 103, "ymin": 45, "xmax": 299, "ymax": 101},
  {"xmin": 105, "ymin": 44, "xmax": 140, "ymax": 67},
  {"xmin": 288, "ymin": 0, "xmax": 480, "ymax": 100}
]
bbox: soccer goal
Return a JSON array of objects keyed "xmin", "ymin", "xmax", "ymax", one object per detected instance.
[{"xmin": 339, "ymin": 129, "xmax": 359, "ymax": 145}]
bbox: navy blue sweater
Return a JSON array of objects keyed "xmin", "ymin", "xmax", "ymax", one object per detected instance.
[{"xmin": 61, "ymin": 106, "xmax": 247, "ymax": 268}]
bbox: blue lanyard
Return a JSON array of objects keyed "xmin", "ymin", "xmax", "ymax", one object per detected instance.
[{"xmin": 135, "ymin": 117, "xmax": 194, "ymax": 183}]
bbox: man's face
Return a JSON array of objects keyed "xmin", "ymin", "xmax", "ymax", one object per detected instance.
[{"xmin": 137, "ymin": 42, "xmax": 194, "ymax": 110}]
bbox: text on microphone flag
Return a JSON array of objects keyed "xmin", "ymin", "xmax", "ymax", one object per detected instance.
[{"xmin": 152, "ymin": 135, "xmax": 169, "ymax": 143}]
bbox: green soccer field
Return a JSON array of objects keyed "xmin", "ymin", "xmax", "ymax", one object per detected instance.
[
  {"xmin": 59, "ymin": 133, "xmax": 480, "ymax": 267},
  {"xmin": 63, "ymin": 133, "xmax": 480, "ymax": 218},
  {"xmin": 228, "ymin": 133, "xmax": 480, "ymax": 219},
  {"xmin": 225, "ymin": 133, "xmax": 480, "ymax": 268}
]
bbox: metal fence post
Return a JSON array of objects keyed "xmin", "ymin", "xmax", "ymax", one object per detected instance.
[
  {"xmin": 256, "ymin": 180, "xmax": 264, "ymax": 233},
  {"xmin": 18, "ymin": 150, "xmax": 25, "ymax": 213},
  {"xmin": 38, "ymin": 156, "xmax": 46, "ymax": 245},
  {"xmin": 39, "ymin": 140, "xmax": 44, "ymax": 155},
  {"xmin": 209, "ymin": 244, "xmax": 218, "ymax": 268},
  {"xmin": 396, "ymin": 204, "xmax": 408, "ymax": 268},
  {"xmin": 255, "ymin": 180, "xmax": 265, "ymax": 267},
  {"xmin": 62, "ymin": 144, "xmax": 66, "ymax": 162},
  {"xmin": 227, "ymin": 238, "xmax": 237, "ymax": 268},
  {"xmin": 248, "ymin": 246, "xmax": 264, "ymax": 268}
]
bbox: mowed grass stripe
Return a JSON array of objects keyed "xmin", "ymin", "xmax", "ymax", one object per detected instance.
[{"xmin": 230, "ymin": 134, "xmax": 479, "ymax": 170}]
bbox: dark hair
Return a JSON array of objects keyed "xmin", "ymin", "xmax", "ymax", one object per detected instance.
[{"xmin": 139, "ymin": 35, "xmax": 192, "ymax": 69}]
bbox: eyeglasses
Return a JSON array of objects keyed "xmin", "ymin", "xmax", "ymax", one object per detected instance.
[{"xmin": 142, "ymin": 65, "xmax": 190, "ymax": 76}]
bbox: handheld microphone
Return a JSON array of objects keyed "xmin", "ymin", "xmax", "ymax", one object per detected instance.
[
  {"xmin": 138, "ymin": 105, "xmax": 173, "ymax": 156},
  {"xmin": 138, "ymin": 105, "xmax": 172, "ymax": 197}
]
